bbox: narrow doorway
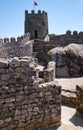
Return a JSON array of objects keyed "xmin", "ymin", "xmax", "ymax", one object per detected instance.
[{"xmin": 34, "ymin": 30, "xmax": 38, "ymax": 39}]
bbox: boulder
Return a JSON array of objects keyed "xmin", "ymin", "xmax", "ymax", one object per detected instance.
[{"xmin": 48, "ymin": 43, "xmax": 83, "ymax": 77}]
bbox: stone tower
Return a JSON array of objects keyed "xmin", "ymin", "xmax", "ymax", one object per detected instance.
[{"xmin": 24, "ymin": 10, "xmax": 48, "ymax": 40}]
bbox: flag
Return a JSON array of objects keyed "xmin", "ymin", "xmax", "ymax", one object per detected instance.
[{"xmin": 34, "ymin": 1, "xmax": 38, "ymax": 6}]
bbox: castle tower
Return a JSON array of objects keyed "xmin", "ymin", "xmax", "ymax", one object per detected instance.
[{"xmin": 24, "ymin": 10, "xmax": 49, "ymax": 40}]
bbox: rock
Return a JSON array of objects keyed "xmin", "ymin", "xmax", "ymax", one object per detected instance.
[
  {"xmin": 48, "ymin": 43, "xmax": 83, "ymax": 77},
  {"xmin": 9, "ymin": 57, "xmax": 20, "ymax": 67},
  {"xmin": 15, "ymin": 110, "xmax": 21, "ymax": 116},
  {"xmin": 0, "ymin": 119, "xmax": 4, "ymax": 125},
  {"xmin": 1, "ymin": 74, "xmax": 9, "ymax": 81},
  {"xmin": 5, "ymin": 117, "xmax": 12, "ymax": 123},
  {"xmin": 0, "ymin": 60, "xmax": 8, "ymax": 68}
]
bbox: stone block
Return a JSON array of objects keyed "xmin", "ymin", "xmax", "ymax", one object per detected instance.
[
  {"xmin": 0, "ymin": 60, "xmax": 8, "ymax": 68},
  {"xmin": 5, "ymin": 117, "xmax": 12, "ymax": 123},
  {"xmin": 1, "ymin": 74, "xmax": 9, "ymax": 81},
  {"xmin": 9, "ymin": 57, "xmax": 20, "ymax": 67}
]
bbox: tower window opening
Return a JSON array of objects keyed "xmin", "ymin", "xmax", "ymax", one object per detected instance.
[
  {"xmin": 34, "ymin": 30, "xmax": 38, "ymax": 38},
  {"xmin": 43, "ymin": 22, "xmax": 45, "ymax": 26}
]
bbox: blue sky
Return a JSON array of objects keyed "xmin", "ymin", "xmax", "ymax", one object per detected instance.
[{"xmin": 0, "ymin": 0, "xmax": 83, "ymax": 38}]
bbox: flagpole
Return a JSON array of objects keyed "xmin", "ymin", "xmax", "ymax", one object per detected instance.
[
  {"xmin": 33, "ymin": 1, "xmax": 38, "ymax": 11},
  {"xmin": 33, "ymin": 1, "xmax": 35, "ymax": 11}
]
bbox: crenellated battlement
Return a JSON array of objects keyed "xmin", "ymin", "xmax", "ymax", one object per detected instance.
[
  {"xmin": 0, "ymin": 33, "xmax": 32, "ymax": 58},
  {"xmin": 66, "ymin": 30, "xmax": 83, "ymax": 36},
  {"xmin": 48, "ymin": 30, "xmax": 83, "ymax": 46},
  {"xmin": 0, "ymin": 33, "xmax": 30, "ymax": 45},
  {"xmin": 25, "ymin": 10, "xmax": 48, "ymax": 39},
  {"xmin": 25, "ymin": 10, "xmax": 47, "ymax": 15}
]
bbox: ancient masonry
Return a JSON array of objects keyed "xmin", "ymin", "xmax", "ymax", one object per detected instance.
[
  {"xmin": 76, "ymin": 85, "xmax": 83, "ymax": 117},
  {"xmin": 0, "ymin": 10, "xmax": 83, "ymax": 129},
  {"xmin": 25, "ymin": 10, "xmax": 48, "ymax": 40},
  {"xmin": 0, "ymin": 58, "xmax": 61, "ymax": 129},
  {"xmin": 0, "ymin": 33, "xmax": 33, "ymax": 58}
]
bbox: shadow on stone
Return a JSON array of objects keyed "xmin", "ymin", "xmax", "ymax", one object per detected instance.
[
  {"xmin": 70, "ymin": 114, "xmax": 83, "ymax": 127},
  {"xmin": 45, "ymin": 126, "xmax": 59, "ymax": 130}
]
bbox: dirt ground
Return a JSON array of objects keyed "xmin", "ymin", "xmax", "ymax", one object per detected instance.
[
  {"xmin": 59, "ymin": 105, "xmax": 83, "ymax": 130},
  {"xmin": 47, "ymin": 105, "xmax": 83, "ymax": 130},
  {"xmin": 55, "ymin": 77, "xmax": 83, "ymax": 92}
]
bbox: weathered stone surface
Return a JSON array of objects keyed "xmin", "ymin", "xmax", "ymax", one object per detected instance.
[
  {"xmin": 5, "ymin": 117, "xmax": 12, "ymax": 123},
  {"xmin": 1, "ymin": 74, "xmax": 10, "ymax": 81},
  {"xmin": 0, "ymin": 58, "xmax": 61, "ymax": 130},
  {"xmin": 44, "ymin": 61, "xmax": 55, "ymax": 82},
  {"xmin": 0, "ymin": 60, "xmax": 8, "ymax": 68},
  {"xmin": 48, "ymin": 43, "xmax": 83, "ymax": 77},
  {"xmin": 25, "ymin": 10, "xmax": 48, "ymax": 40},
  {"xmin": 9, "ymin": 57, "xmax": 20, "ymax": 67},
  {"xmin": 0, "ymin": 120, "xmax": 4, "ymax": 125},
  {"xmin": 76, "ymin": 85, "xmax": 83, "ymax": 117},
  {"xmin": 61, "ymin": 91, "xmax": 76, "ymax": 107},
  {"xmin": 56, "ymin": 66, "xmax": 70, "ymax": 77},
  {"xmin": 0, "ymin": 33, "xmax": 32, "ymax": 59}
]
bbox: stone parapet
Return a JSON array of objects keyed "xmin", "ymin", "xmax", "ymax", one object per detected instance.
[
  {"xmin": 0, "ymin": 33, "xmax": 30, "ymax": 45},
  {"xmin": 0, "ymin": 40, "xmax": 33, "ymax": 58}
]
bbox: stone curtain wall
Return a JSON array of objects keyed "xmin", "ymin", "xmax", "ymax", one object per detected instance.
[
  {"xmin": 0, "ymin": 40, "xmax": 33, "ymax": 58},
  {"xmin": 0, "ymin": 33, "xmax": 30, "ymax": 46},
  {"xmin": 49, "ymin": 31, "xmax": 83, "ymax": 45},
  {"xmin": 0, "ymin": 58, "xmax": 61, "ymax": 130},
  {"xmin": 0, "ymin": 33, "xmax": 33, "ymax": 58}
]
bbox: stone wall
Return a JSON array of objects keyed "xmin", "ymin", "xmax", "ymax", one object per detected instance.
[
  {"xmin": 44, "ymin": 61, "xmax": 55, "ymax": 82},
  {"xmin": 49, "ymin": 30, "xmax": 83, "ymax": 45},
  {"xmin": 33, "ymin": 40, "xmax": 55, "ymax": 64},
  {"xmin": 61, "ymin": 90, "xmax": 76, "ymax": 107},
  {"xmin": 0, "ymin": 33, "xmax": 30, "ymax": 46},
  {"xmin": 33, "ymin": 31, "xmax": 83, "ymax": 65},
  {"xmin": 76, "ymin": 85, "xmax": 83, "ymax": 117},
  {"xmin": 25, "ymin": 10, "xmax": 48, "ymax": 40},
  {"xmin": 0, "ymin": 33, "xmax": 33, "ymax": 58},
  {"xmin": 0, "ymin": 58, "xmax": 61, "ymax": 130},
  {"xmin": 0, "ymin": 40, "xmax": 33, "ymax": 58}
]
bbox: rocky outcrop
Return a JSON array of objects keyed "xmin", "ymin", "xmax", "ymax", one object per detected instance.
[{"xmin": 48, "ymin": 43, "xmax": 83, "ymax": 77}]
